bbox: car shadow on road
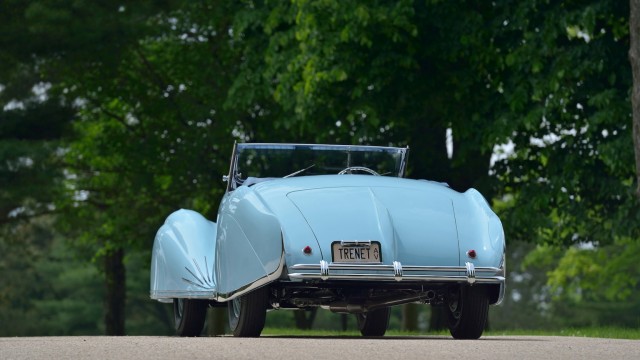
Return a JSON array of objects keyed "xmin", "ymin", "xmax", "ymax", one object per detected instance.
[{"xmin": 258, "ymin": 335, "xmax": 546, "ymax": 341}]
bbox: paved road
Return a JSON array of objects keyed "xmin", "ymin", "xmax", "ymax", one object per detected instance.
[{"xmin": 1, "ymin": 335, "xmax": 639, "ymax": 360}]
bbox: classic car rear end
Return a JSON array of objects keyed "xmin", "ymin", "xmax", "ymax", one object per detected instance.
[{"xmin": 150, "ymin": 143, "xmax": 505, "ymax": 339}]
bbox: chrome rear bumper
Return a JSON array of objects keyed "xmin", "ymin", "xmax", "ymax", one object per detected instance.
[{"xmin": 289, "ymin": 260, "xmax": 505, "ymax": 285}]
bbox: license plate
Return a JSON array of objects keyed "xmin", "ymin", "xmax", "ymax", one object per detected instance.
[{"xmin": 331, "ymin": 241, "xmax": 382, "ymax": 263}]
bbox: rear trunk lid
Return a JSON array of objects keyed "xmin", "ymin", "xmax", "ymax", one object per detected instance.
[{"xmin": 286, "ymin": 184, "xmax": 460, "ymax": 266}]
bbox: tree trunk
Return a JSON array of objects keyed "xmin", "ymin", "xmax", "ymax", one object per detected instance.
[
  {"xmin": 451, "ymin": 148, "xmax": 494, "ymax": 197},
  {"xmin": 207, "ymin": 307, "xmax": 227, "ymax": 336},
  {"xmin": 429, "ymin": 306, "xmax": 447, "ymax": 331},
  {"xmin": 408, "ymin": 119, "xmax": 450, "ymax": 181},
  {"xmin": 631, "ymin": 0, "xmax": 640, "ymax": 197},
  {"xmin": 402, "ymin": 304, "xmax": 419, "ymax": 331},
  {"xmin": 104, "ymin": 247, "xmax": 126, "ymax": 335},
  {"xmin": 293, "ymin": 309, "xmax": 317, "ymax": 329},
  {"xmin": 340, "ymin": 314, "xmax": 348, "ymax": 331}
]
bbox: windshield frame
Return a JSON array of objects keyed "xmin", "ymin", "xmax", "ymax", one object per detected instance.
[{"xmin": 225, "ymin": 143, "xmax": 409, "ymax": 191}]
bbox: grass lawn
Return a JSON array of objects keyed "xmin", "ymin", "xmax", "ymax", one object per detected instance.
[{"xmin": 261, "ymin": 327, "xmax": 640, "ymax": 340}]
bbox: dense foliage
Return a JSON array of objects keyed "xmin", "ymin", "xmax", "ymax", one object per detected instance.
[{"xmin": 1, "ymin": 0, "xmax": 638, "ymax": 334}]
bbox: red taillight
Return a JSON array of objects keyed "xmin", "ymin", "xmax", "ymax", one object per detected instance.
[
  {"xmin": 467, "ymin": 249, "xmax": 477, "ymax": 259},
  {"xmin": 303, "ymin": 246, "xmax": 312, "ymax": 255}
]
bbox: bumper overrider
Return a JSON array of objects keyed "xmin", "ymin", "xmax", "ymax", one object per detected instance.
[{"xmin": 289, "ymin": 261, "xmax": 505, "ymax": 285}]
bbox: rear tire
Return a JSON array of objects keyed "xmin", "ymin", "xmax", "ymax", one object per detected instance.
[
  {"xmin": 174, "ymin": 299, "xmax": 207, "ymax": 337},
  {"xmin": 356, "ymin": 307, "xmax": 391, "ymax": 336},
  {"xmin": 228, "ymin": 287, "xmax": 269, "ymax": 337},
  {"xmin": 444, "ymin": 285, "xmax": 489, "ymax": 339}
]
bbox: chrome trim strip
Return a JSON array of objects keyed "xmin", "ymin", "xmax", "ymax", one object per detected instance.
[
  {"xmin": 150, "ymin": 290, "xmax": 216, "ymax": 300},
  {"xmin": 393, "ymin": 261, "xmax": 403, "ymax": 281},
  {"xmin": 465, "ymin": 262, "xmax": 476, "ymax": 284},
  {"xmin": 288, "ymin": 273, "xmax": 505, "ymax": 283},
  {"xmin": 320, "ymin": 260, "xmax": 330, "ymax": 280},
  {"xmin": 496, "ymin": 282, "xmax": 506, "ymax": 305},
  {"xmin": 290, "ymin": 263, "xmax": 503, "ymax": 274},
  {"xmin": 288, "ymin": 262, "xmax": 504, "ymax": 285}
]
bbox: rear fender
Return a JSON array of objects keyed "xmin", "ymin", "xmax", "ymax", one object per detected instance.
[
  {"xmin": 454, "ymin": 189, "xmax": 506, "ymax": 305},
  {"xmin": 215, "ymin": 187, "xmax": 284, "ymax": 300},
  {"xmin": 150, "ymin": 209, "xmax": 217, "ymax": 302},
  {"xmin": 454, "ymin": 189, "xmax": 505, "ymax": 268}
]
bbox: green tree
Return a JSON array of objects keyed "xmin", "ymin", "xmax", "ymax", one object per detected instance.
[
  {"xmin": 490, "ymin": 1, "xmax": 640, "ymax": 307},
  {"xmin": 490, "ymin": 1, "xmax": 635, "ymax": 244},
  {"xmin": 3, "ymin": 0, "xmax": 639, "ymax": 335},
  {"xmin": 631, "ymin": 0, "xmax": 640, "ymax": 196},
  {"xmin": 0, "ymin": 0, "xmax": 228, "ymax": 334},
  {"xmin": 0, "ymin": 217, "xmax": 105, "ymax": 336},
  {"xmin": 0, "ymin": 100, "xmax": 72, "ymax": 223},
  {"xmin": 231, "ymin": 0, "xmax": 506, "ymax": 194},
  {"xmin": 0, "ymin": 6, "xmax": 79, "ymax": 332},
  {"xmin": 230, "ymin": 0, "xmax": 640, "ymax": 326},
  {"xmin": 54, "ymin": 2, "xmax": 243, "ymax": 334}
]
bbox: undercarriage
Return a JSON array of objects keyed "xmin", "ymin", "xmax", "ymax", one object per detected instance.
[
  {"xmin": 263, "ymin": 281, "xmax": 499, "ymax": 314},
  {"xmin": 192, "ymin": 279, "xmax": 497, "ymax": 339}
]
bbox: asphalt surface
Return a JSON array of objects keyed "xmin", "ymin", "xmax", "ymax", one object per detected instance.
[{"xmin": 1, "ymin": 335, "xmax": 639, "ymax": 360}]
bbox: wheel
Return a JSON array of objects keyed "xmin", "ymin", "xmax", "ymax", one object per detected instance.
[
  {"xmin": 356, "ymin": 307, "xmax": 391, "ymax": 336},
  {"xmin": 173, "ymin": 298, "xmax": 207, "ymax": 337},
  {"xmin": 444, "ymin": 285, "xmax": 489, "ymax": 339},
  {"xmin": 227, "ymin": 286, "xmax": 269, "ymax": 337}
]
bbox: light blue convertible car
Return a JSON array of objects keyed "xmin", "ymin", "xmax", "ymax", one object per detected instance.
[{"xmin": 150, "ymin": 143, "xmax": 505, "ymax": 339}]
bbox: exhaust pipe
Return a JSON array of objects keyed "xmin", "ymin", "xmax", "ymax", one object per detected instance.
[
  {"xmin": 328, "ymin": 302, "xmax": 364, "ymax": 313},
  {"xmin": 425, "ymin": 290, "xmax": 435, "ymax": 300}
]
